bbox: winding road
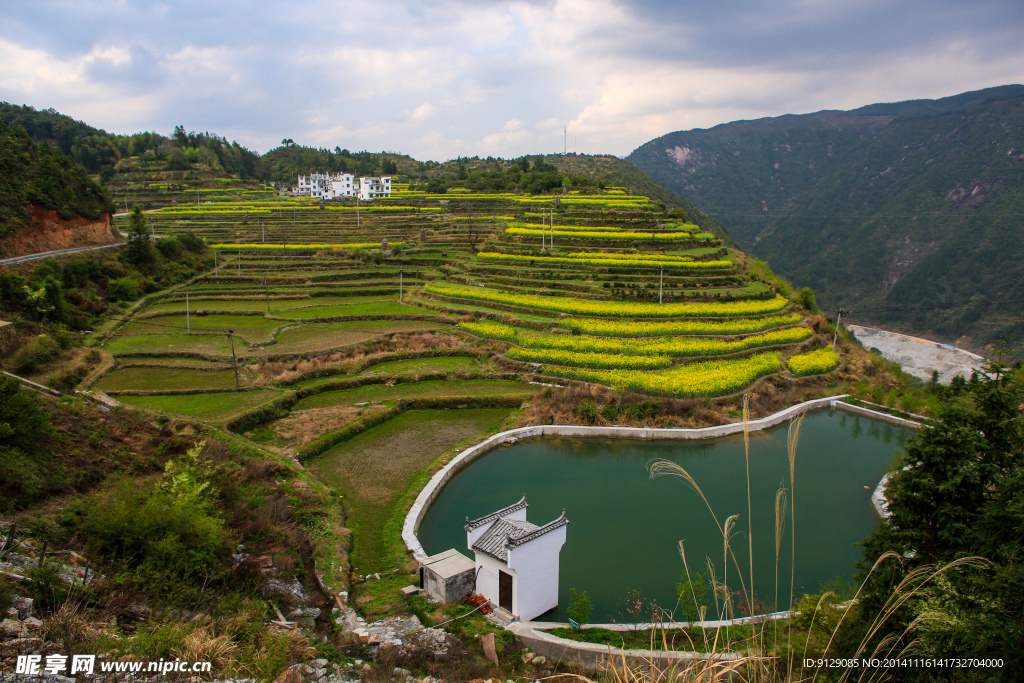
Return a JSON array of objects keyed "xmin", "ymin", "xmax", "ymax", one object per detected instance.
[{"xmin": 0, "ymin": 241, "xmax": 126, "ymax": 268}]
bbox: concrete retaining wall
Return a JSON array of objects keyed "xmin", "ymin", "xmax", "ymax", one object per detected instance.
[
  {"xmin": 508, "ymin": 622, "xmax": 739, "ymax": 675},
  {"xmin": 403, "ymin": 395, "xmax": 852, "ymax": 562},
  {"xmin": 832, "ymin": 401, "xmax": 922, "ymax": 431},
  {"xmin": 401, "ymin": 395, "xmax": 922, "ymax": 642}
]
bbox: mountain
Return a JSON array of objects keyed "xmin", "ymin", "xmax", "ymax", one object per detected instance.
[
  {"xmin": 0, "ymin": 118, "xmax": 113, "ymax": 240},
  {"xmin": 627, "ymin": 85, "xmax": 1024, "ymax": 357}
]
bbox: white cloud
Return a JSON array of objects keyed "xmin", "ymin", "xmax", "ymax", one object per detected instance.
[{"xmin": 1, "ymin": 0, "xmax": 1023, "ymax": 159}]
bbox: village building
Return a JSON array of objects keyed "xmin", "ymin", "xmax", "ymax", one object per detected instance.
[
  {"xmin": 358, "ymin": 176, "xmax": 392, "ymax": 200},
  {"xmin": 418, "ymin": 549, "xmax": 476, "ymax": 604},
  {"xmin": 466, "ymin": 496, "xmax": 568, "ymax": 622},
  {"xmin": 292, "ymin": 173, "xmax": 390, "ymax": 200}
]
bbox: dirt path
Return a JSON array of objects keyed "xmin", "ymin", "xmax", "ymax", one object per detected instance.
[{"xmin": 848, "ymin": 324, "xmax": 987, "ymax": 384}]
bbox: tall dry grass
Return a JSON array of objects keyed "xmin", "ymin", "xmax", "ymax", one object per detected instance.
[{"xmin": 570, "ymin": 401, "xmax": 984, "ymax": 683}]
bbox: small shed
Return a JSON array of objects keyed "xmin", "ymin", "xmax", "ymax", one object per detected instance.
[
  {"xmin": 419, "ymin": 549, "xmax": 476, "ymax": 604},
  {"xmin": 466, "ymin": 495, "xmax": 568, "ymax": 622}
]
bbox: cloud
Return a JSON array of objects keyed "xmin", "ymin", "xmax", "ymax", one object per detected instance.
[{"xmin": 1, "ymin": 0, "xmax": 1023, "ymax": 159}]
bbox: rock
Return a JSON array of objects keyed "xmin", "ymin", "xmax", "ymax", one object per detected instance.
[
  {"xmin": 0, "ymin": 637, "xmax": 44, "ymax": 656},
  {"xmin": 480, "ymin": 633, "xmax": 499, "ymax": 666},
  {"xmin": 23, "ymin": 616, "xmax": 43, "ymax": 632},
  {"xmin": 4, "ymin": 607, "xmax": 17, "ymax": 619},
  {"xmin": 401, "ymin": 585, "xmax": 419, "ymax": 596},
  {"xmin": 286, "ymin": 609, "xmax": 304, "ymax": 620},
  {"xmin": 121, "ymin": 603, "xmax": 150, "ymax": 621},
  {"xmin": 394, "ymin": 667, "xmax": 411, "ymax": 677},
  {"xmin": 0, "ymin": 618, "xmax": 23, "ymax": 638},
  {"xmin": 367, "ymin": 633, "xmax": 382, "ymax": 645},
  {"xmin": 532, "ymin": 655, "xmax": 547, "ymax": 666},
  {"xmin": 312, "ymin": 658, "xmax": 328, "ymax": 668},
  {"xmin": 337, "ymin": 591, "xmax": 348, "ymax": 606},
  {"xmin": 522, "ymin": 652, "xmax": 535, "ymax": 664},
  {"xmin": 11, "ymin": 597, "xmax": 34, "ymax": 620},
  {"xmin": 271, "ymin": 667, "xmax": 302, "ymax": 683}
]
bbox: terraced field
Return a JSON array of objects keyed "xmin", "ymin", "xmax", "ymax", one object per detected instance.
[
  {"xmin": 86, "ymin": 181, "xmax": 841, "ymax": 581},
  {"xmin": 97, "ymin": 184, "xmax": 836, "ymax": 415}
]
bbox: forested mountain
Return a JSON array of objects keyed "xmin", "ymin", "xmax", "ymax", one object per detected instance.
[
  {"xmin": 0, "ymin": 119, "xmax": 112, "ymax": 238},
  {"xmin": 0, "ymin": 103, "xmax": 266, "ymax": 181},
  {"xmin": 627, "ymin": 85, "xmax": 1024, "ymax": 356}
]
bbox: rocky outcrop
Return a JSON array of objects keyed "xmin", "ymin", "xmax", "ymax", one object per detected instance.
[{"xmin": 0, "ymin": 206, "xmax": 118, "ymax": 258}]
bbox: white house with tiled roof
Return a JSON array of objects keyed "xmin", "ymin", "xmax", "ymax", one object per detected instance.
[
  {"xmin": 292, "ymin": 173, "xmax": 391, "ymax": 200},
  {"xmin": 466, "ymin": 495, "xmax": 568, "ymax": 622}
]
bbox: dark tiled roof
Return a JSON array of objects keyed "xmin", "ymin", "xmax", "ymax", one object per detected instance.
[
  {"xmin": 507, "ymin": 509, "xmax": 569, "ymax": 549},
  {"xmin": 465, "ymin": 494, "xmax": 528, "ymax": 531},
  {"xmin": 472, "ymin": 518, "xmax": 538, "ymax": 562}
]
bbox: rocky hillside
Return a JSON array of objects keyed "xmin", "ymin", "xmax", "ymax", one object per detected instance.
[{"xmin": 627, "ymin": 85, "xmax": 1024, "ymax": 357}]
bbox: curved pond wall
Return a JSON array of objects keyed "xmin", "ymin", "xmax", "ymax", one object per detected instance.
[{"xmin": 402, "ymin": 395, "xmax": 919, "ymax": 624}]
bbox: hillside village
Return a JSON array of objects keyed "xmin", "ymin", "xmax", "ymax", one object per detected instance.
[{"xmin": 291, "ymin": 174, "xmax": 393, "ymax": 201}]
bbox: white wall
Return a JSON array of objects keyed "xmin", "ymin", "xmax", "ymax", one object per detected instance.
[
  {"xmin": 508, "ymin": 525, "xmax": 567, "ymax": 622},
  {"xmin": 474, "ymin": 552, "xmax": 508, "ymax": 607}
]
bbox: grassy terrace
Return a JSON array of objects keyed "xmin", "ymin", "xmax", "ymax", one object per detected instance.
[{"xmin": 94, "ymin": 183, "xmax": 833, "ymax": 585}]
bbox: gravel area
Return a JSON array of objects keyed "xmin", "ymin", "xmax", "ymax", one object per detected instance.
[{"xmin": 849, "ymin": 324, "xmax": 987, "ymax": 384}]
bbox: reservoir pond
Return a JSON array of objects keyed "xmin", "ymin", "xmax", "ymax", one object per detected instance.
[{"xmin": 417, "ymin": 409, "xmax": 910, "ymax": 622}]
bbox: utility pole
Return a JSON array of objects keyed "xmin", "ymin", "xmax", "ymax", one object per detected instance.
[
  {"xmin": 659, "ymin": 266, "xmax": 663, "ymax": 304},
  {"xmin": 228, "ymin": 330, "xmax": 240, "ymax": 388},
  {"xmin": 550, "ymin": 209, "xmax": 554, "ymax": 249},
  {"xmin": 832, "ymin": 308, "xmax": 845, "ymax": 351}
]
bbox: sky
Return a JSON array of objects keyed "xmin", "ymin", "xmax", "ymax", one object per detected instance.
[{"xmin": 1, "ymin": 0, "xmax": 1022, "ymax": 161}]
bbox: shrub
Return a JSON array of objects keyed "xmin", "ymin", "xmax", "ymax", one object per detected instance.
[
  {"xmin": 107, "ymin": 276, "xmax": 141, "ymax": 301},
  {"xmin": 76, "ymin": 479, "xmax": 233, "ymax": 592},
  {"xmin": 47, "ymin": 365, "xmax": 89, "ymax": 393},
  {"xmin": 174, "ymin": 232, "xmax": 207, "ymax": 253},
  {"xmin": 155, "ymin": 235, "xmax": 182, "ymax": 259},
  {"xmin": 29, "ymin": 564, "xmax": 68, "ymax": 612},
  {"xmin": 567, "ymin": 587, "xmax": 593, "ymax": 626},
  {"xmin": 10, "ymin": 334, "xmax": 60, "ymax": 372},
  {"xmin": 578, "ymin": 399, "xmax": 599, "ymax": 425}
]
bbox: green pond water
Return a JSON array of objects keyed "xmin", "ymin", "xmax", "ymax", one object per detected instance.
[{"xmin": 417, "ymin": 409, "xmax": 910, "ymax": 622}]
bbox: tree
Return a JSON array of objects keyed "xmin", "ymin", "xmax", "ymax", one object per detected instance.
[
  {"xmin": 858, "ymin": 362, "xmax": 1024, "ymax": 670},
  {"xmin": 123, "ymin": 206, "xmax": 155, "ymax": 269}
]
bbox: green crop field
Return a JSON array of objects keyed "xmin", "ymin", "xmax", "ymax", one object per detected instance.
[
  {"xmin": 101, "ymin": 180, "xmax": 830, "ymax": 423},
  {"xmin": 117, "ymin": 389, "xmax": 284, "ymax": 420},
  {"xmin": 95, "ymin": 367, "xmax": 240, "ymax": 392},
  {"xmin": 292, "ymin": 379, "xmax": 532, "ymax": 410}
]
